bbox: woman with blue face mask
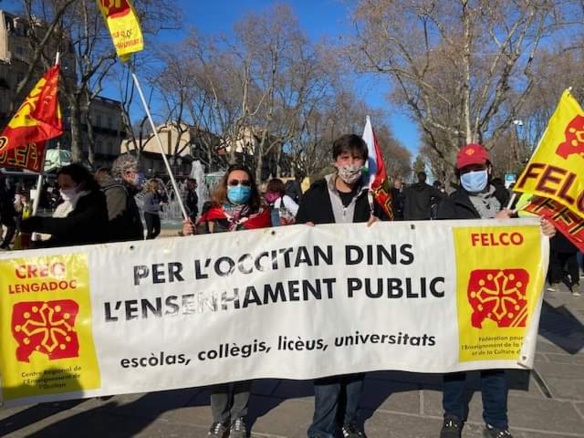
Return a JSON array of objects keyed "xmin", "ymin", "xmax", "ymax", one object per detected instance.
[
  {"xmin": 180, "ymin": 164, "xmax": 271, "ymax": 438},
  {"xmin": 182, "ymin": 164, "xmax": 271, "ymax": 235}
]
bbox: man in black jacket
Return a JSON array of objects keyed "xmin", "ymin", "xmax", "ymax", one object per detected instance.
[
  {"xmin": 297, "ymin": 134, "xmax": 385, "ymax": 438},
  {"xmin": 403, "ymin": 171, "xmax": 446, "ymax": 220},
  {"xmin": 185, "ymin": 177, "xmax": 199, "ymax": 223},
  {"xmin": 437, "ymin": 143, "xmax": 554, "ymax": 438}
]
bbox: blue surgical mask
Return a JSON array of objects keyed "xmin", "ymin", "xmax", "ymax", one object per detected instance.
[
  {"xmin": 227, "ymin": 185, "xmax": 252, "ymax": 205},
  {"xmin": 460, "ymin": 170, "xmax": 488, "ymax": 193}
]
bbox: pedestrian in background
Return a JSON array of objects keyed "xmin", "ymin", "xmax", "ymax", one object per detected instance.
[
  {"xmin": 143, "ymin": 179, "xmax": 163, "ymax": 240},
  {"xmin": 0, "ymin": 176, "xmax": 17, "ymax": 250},
  {"xmin": 548, "ymin": 231, "xmax": 581, "ymax": 296},
  {"xmin": 264, "ymin": 177, "xmax": 299, "ymax": 226},
  {"xmin": 403, "ymin": 171, "xmax": 446, "ymax": 220},
  {"xmin": 185, "ymin": 177, "xmax": 199, "ymax": 224},
  {"xmin": 98, "ymin": 155, "xmax": 144, "ymax": 242}
]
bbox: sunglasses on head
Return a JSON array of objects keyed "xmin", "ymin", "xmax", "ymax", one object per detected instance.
[{"xmin": 228, "ymin": 179, "xmax": 251, "ymax": 187}]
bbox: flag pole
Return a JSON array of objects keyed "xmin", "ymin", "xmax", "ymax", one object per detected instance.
[
  {"xmin": 28, "ymin": 53, "xmax": 62, "ymax": 244},
  {"xmin": 31, "ymin": 52, "xmax": 61, "ymax": 237},
  {"xmin": 129, "ymin": 67, "xmax": 188, "ymax": 220}
]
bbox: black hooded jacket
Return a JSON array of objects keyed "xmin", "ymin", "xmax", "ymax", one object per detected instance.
[
  {"xmin": 436, "ymin": 184, "xmax": 510, "ymax": 220},
  {"xmin": 403, "ymin": 182, "xmax": 445, "ymax": 220},
  {"xmin": 296, "ymin": 177, "xmax": 385, "ymax": 224}
]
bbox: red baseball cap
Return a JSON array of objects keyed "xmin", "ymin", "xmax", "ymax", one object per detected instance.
[{"xmin": 456, "ymin": 143, "xmax": 490, "ymax": 170}]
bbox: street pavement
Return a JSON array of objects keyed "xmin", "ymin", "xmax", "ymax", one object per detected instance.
[{"xmin": 1, "ymin": 275, "xmax": 582, "ymax": 437}]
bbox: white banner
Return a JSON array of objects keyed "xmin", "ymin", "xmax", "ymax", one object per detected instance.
[{"xmin": 0, "ymin": 219, "xmax": 549, "ymax": 406}]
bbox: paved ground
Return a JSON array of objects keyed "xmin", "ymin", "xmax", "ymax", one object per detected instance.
[{"xmin": 1, "ymin": 257, "xmax": 582, "ymax": 437}]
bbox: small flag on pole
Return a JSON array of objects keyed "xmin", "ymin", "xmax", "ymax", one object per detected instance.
[
  {"xmin": 0, "ymin": 65, "xmax": 62, "ymax": 172},
  {"xmin": 97, "ymin": 0, "xmax": 144, "ymax": 62},
  {"xmin": 362, "ymin": 116, "xmax": 394, "ymax": 220}
]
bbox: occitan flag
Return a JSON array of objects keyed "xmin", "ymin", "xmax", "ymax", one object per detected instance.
[
  {"xmin": 97, "ymin": 0, "xmax": 144, "ymax": 62},
  {"xmin": 362, "ymin": 116, "xmax": 394, "ymax": 220},
  {"xmin": 514, "ymin": 90, "xmax": 584, "ymax": 219},
  {"xmin": 0, "ymin": 65, "xmax": 62, "ymax": 172}
]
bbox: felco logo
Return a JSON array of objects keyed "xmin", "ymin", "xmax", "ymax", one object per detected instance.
[
  {"xmin": 466, "ymin": 269, "xmax": 529, "ymax": 329},
  {"xmin": 98, "ymin": 0, "xmax": 131, "ymax": 16},
  {"xmin": 556, "ymin": 114, "xmax": 584, "ymax": 159},
  {"xmin": 12, "ymin": 300, "xmax": 80, "ymax": 363}
]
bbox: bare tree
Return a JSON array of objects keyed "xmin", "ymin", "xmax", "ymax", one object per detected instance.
[
  {"xmin": 22, "ymin": 0, "xmax": 180, "ymax": 164},
  {"xmin": 349, "ymin": 0, "xmax": 580, "ymax": 182}
]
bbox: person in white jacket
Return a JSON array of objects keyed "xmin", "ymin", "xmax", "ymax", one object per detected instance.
[{"xmin": 264, "ymin": 178, "xmax": 299, "ymax": 225}]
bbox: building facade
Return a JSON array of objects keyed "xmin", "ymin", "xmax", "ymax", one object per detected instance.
[{"xmin": 0, "ymin": 9, "xmax": 122, "ymax": 170}]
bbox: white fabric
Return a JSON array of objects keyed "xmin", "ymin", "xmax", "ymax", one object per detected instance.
[{"xmin": 273, "ymin": 194, "xmax": 299, "ymax": 216}]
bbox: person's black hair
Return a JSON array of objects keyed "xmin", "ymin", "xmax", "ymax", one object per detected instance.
[
  {"xmin": 332, "ymin": 134, "xmax": 368, "ymax": 161},
  {"xmin": 57, "ymin": 163, "xmax": 100, "ymax": 191}
]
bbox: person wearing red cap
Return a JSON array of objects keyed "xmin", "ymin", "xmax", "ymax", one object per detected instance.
[{"xmin": 436, "ymin": 143, "xmax": 555, "ymax": 438}]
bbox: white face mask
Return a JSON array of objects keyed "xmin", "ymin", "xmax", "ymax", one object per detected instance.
[{"xmin": 59, "ymin": 186, "xmax": 79, "ymax": 201}]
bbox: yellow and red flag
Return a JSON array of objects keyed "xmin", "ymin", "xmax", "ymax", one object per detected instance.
[
  {"xmin": 97, "ymin": 0, "xmax": 144, "ymax": 62},
  {"xmin": 362, "ymin": 116, "xmax": 394, "ymax": 220},
  {"xmin": 516, "ymin": 192, "xmax": 584, "ymax": 251},
  {"xmin": 514, "ymin": 90, "xmax": 584, "ymax": 251},
  {"xmin": 0, "ymin": 65, "xmax": 62, "ymax": 172}
]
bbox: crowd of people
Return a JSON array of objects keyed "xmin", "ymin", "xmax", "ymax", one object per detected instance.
[{"xmin": 0, "ymin": 136, "xmax": 580, "ymax": 438}]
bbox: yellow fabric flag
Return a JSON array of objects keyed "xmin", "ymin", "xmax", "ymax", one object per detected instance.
[
  {"xmin": 97, "ymin": 0, "xmax": 144, "ymax": 62},
  {"xmin": 513, "ymin": 89, "xmax": 584, "ymax": 218}
]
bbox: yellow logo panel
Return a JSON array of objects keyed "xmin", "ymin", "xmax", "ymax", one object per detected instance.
[
  {"xmin": 453, "ymin": 226, "xmax": 544, "ymax": 362},
  {"xmin": 0, "ymin": 254, "xmax": 100, "ymax": 401}
]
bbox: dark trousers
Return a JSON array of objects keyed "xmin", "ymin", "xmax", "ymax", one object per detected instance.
[
  {"xmin": 442, "ymin": 370, "xmax": 508, "ymax": 429},
  {"xmin": 144, "ymin": 212, "xmax": 160, "ymax": 240},
  {"xmin": 210, "ymin": 380, "xmax": 251, "ymax": 424},
  {"xmin": 307, "ymin": 373, "xmax": 364, "ymax": 437},
  {"xmin": 549, "ymin": 251, "xmax": 580, "ymax": 286}
]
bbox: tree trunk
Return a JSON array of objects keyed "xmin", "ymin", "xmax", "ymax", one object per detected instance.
[{"xmin": 69, "ymin": 102, "xmax": 84, "ymax": 163}]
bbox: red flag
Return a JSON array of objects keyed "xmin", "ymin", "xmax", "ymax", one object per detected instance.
[
  {"xmin": 197, "ymin": 206, "xmax": 272, "ymax": 230},
  {"xmin": 520, "ymin": 195, "xmax": 584, "ymax": 252},
  {"xmin": 362, "ymin": 116, "xmax": 394, "ymax": 220},
  {"xmin": 0, "ymin": 65, "xmax": 62, "ymax": 172}
]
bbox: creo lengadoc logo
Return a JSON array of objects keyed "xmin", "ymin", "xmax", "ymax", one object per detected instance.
[
  {"xmin": 467, "ymin": 269, "xmax": 529, "ymax": 329},
  {"xmin": 12, "ymin": 300, "xmax": 80, "ymax": 363},
  {"xmin": 556, "ymin": 114, "xmax": 584, "ymax": 159}
]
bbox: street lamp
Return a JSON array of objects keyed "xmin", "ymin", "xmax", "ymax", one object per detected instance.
[{"xmin": 511, "ymin": 119, "xmax": 524, "ymax": 174}]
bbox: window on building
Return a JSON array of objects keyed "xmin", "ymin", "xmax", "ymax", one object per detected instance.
[
  {"xmin": 107, "ymin": 116, "xmax": 113, "ymax": 129},
  {"xmin": 96, "ymin": 114, "xmax": 103, "ymax": 127}
]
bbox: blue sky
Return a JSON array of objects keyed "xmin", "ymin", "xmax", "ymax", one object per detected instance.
[{"xmin": 0, "ymin": 0, "xmax": 419, "ymax": 154}]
